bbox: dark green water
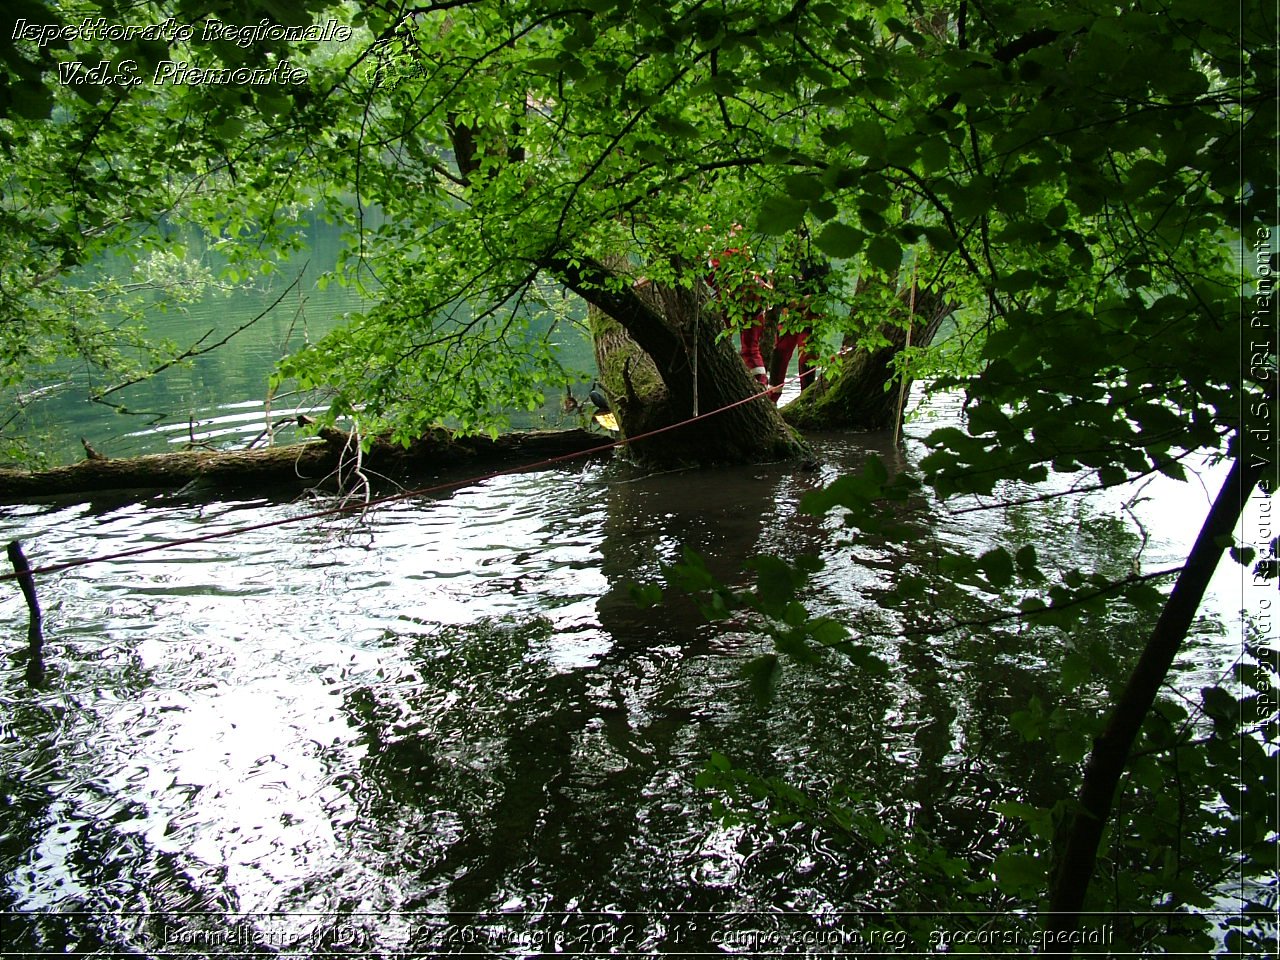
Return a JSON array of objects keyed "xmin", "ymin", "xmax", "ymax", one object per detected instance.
[
  {"xmin": 9, "ymin": 215, "xmax": 597, "ymax": 467},
  {"xmin": 0, "ymin": 390, "xmax": 1262, "ymax": 954}
]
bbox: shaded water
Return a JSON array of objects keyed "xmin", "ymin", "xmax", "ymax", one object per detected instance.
[{"xmin": 0, "ymin": 391, "xmax": 1259, "ymax": 955}]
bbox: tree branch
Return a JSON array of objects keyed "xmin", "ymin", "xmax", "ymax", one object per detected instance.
[
  {"xmin": 91, "ymin": 264, "xmax": 308, "ymax": 401},
  {"xmin": 1044, "ymin": 454, "xmax": 1266, "ymax": 950},
  {"xmin": 900, "ymin": 566, "xmax": 1182, "ymax": 641}
]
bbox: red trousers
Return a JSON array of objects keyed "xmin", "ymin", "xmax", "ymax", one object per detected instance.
[
  {"xmin": 738, "ymin": 313, "xmax": 769, "ymax": 385},
  {"xmin": 769, "ymin": 328, "xmax": 816, "ymax": 399}
]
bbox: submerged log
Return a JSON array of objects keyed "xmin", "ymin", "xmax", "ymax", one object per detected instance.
[{"xmin": 0, "ymin": 427, "xmax": 611, "ymax": 503}]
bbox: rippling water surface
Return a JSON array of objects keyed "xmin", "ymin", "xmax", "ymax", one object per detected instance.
[{"xmin": 0, "ymin": 395, "xmax": 1261, "ymax": 955}]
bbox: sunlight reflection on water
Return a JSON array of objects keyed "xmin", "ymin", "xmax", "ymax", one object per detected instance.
[{"xmin": 0, "ymin": 393, "xmax": 1263, "ymax": 954}]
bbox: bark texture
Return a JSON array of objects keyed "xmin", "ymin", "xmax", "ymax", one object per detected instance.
[
  {"xmin": 0, "ymin": 427, "xmax": 609, "ymax": 503},
  {"xmin": 781, "ymin": 282, "xmax": 953, "ymax": 431},
  {"xmin": 553, "ymin": 254, "xmax": 806, "ymax": 466}
]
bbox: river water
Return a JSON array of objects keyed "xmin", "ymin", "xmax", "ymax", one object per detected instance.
[
  {"xmin": 0, "ymin": 383, "xmax": 1265, "ymax": 954},
  {"xmin": 0, "ymin": 224, "xmax": 1271, "ymax": 954}
]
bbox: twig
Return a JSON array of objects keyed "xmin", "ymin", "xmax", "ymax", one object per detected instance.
[
  {"xmin": 1119, "ymin": 475, "xmax": 1155, "ymax": 572},
  {"xmin": 943, "ymin": 450, "xmax": 1200, "ymax": 516},
  {"xmin": 244, "ymin": 416, "xmax": 309, "ymax": 451},
  {"xmin": 335, "ymin": 419, "xmax": 372, "ymax": 512},
  {"xmin": 91, "ymin": 264, "xmax": 309, "ymax": 401}
]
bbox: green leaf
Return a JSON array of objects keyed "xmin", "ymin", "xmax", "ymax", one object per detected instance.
[
  {"xmin": 1054, "ymin": 729, "xmax": 1091, "ymax": 764},
  {"xmin": 815, "ymin": 222, "xmax": 865, "ymax": 258},
  {"xmin": 1061, "ymin": 652, "xmax": 1091, "ymax": 689},
  {"xmin": 654, "ymin": 114, "xmax": 700, "ymax": 139},
  {"xmin": 525, "ymin": 56, "xmax": 567, "ymax": 73},
  {"xmin": 628, "ymin": 582, "xmax": 664, "ymax": 608},
  {"xmin": 1201, "ymin": 685, "xmax": 1238, "ymax": 734},
  {"xmin": 978, "ymin": 548, "xmax": 1015, "ymax": 589},
  {"xmin": 1230, "ymin": 545, "xmax": 1256, "ymax": 565},
  {"xmin": 800, "ymin": 458, "xmax": 889, "ymax": 516},
  {"xmin": 992, "ymin": 850, "xmax": 1045, "ymax": 896},
  {"xmin": 993, "ymin": 800, "xmax": 1053, "ymax": 838},
  {"xmin": 807, "ymin": 617, "xmax": 847, "ymax": 647},
  {"xmin": 837, "ymin": 118, "xmax": 887, "ymax": 156},
  {"xmin": 1015, "ymin": 544, "xmax": 1040, "ymax": 574},
  {"xmin": 783, "ymin": 174, "xmax": 825, "ymax": 201},
  {"xmin": 809, "ymin": 199, "xmax": 838, "ymax": 221},
  {"xmin": 742, "ymin": 653, "xmax": 782, "ymax": 706},
  {"xmin": 782, "ymin": 601, "xmax": 807, "ymax": 627},
  {"xmin": 748, "ymin": 554, "xmax": 804, "ymax": 613},
  {"xmin": 1010, "ymin": 697, "xmax": 1045, "ymax": 741},
  {"xmin": 757, "ymin": 195, "xmax": 807, "ymax": 234},
  {"xmin": 662, "ymin": 547, "xmax": 718, "ymax": 593},
  {"xmin": 695, "ymin": 752, "xmax": 732, "ymax": 787},
  {"xmin": 865, "ymin": 235, "xmax": 901, "ymax": 272},
  {"xmin": 841, "ymin": 643, "xmax": 891, "ymax": 676},
  {"xmin": 917, "ymin": 136, "xmax": 951, "ymax": 172}
]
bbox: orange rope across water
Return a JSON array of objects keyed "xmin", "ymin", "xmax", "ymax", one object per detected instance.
[{"xmin": 1, "ymin": 384, "xmax": 781, "ymax": 583}]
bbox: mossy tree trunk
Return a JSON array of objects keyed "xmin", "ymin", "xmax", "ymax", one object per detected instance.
[
  {"xmin": 0, "ymin": 427, "xmax": 608, "ymax": 503},
  {"xmin": 552, "ymin": 255, "xmax": 806, "ymax": 466},
  {"xmin": 781, "ymin": 280, "xmax": 953, "ymax": 432}
]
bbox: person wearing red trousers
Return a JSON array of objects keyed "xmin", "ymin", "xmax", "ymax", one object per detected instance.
[
  {"xmin": 705, "ymin": 225, "xmax": 772, "ymax": 389},
  {"xmin": 769, "ymin": 327, "xmax": 812, "ymax": 402},
  {"xmin": 767, "ymin": 253, "xmax": 828, "ymax": 402}
]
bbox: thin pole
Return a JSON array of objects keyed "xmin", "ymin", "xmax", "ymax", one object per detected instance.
[
  {"xmin": 892, "ymin": 254, "xmax": 919, "ymax": 447},
  {"xmin": 692, "ymin": 297, "xmax": 699, "ymax": 418}
]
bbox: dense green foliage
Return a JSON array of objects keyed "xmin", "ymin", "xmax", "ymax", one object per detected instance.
[
  {"xmin": 1, "ymin": 0, "xmax": 1276, "ymax": 951},
  {"xmin": 2, "ymin": 1, "xmax": 1273, "ymax": 451}
]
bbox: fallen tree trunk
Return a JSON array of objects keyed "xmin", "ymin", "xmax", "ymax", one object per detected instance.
[{"xmin": 0, "ymin": 426, "xmax": 611, "ymax": 503}]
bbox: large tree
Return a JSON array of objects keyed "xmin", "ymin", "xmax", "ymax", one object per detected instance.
[
  {"xmin": 1, "ymin": 0, "xmax": 1276, "ymax": 948},
  {"xmin": 1, "ymin": 0, "xmax": 972, "ymax": 465}
]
